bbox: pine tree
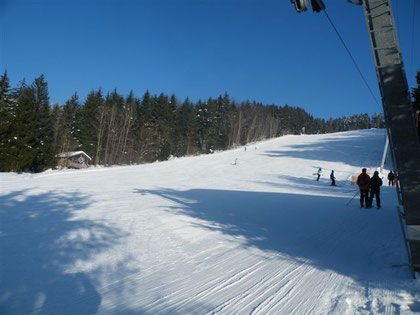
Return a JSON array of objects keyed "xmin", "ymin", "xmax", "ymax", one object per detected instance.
[
  {"xmin": 136, "ymin": 90, "xmax": 160, "ymax": 161},
  {"xmin": 162, "ymin": 94, "xmax": 178, "ymax": 157},
  {"xmin": 4, "ymin": 75, "xmax": 55, "ymax": 172},
  {"xmin": 31, "ymin": 75, "xmax": 54, "ymax": 171},
  {"xmin": 211, "ymin": 93, "xmax": 230, "ymax": 150},
  {"xmin": 174, "ymin": 98, "xmax": 198, "ymax": 156},
  {"xmin": 155, "ymin": 93, "xmax": 174, "ymax": 160},
  {"xmin": 196, "ymin": 100, "xmax": 212, "ymax": 153},
  {"xmin": 9, "ymin": 80, "xmax": 39, "ymax": 172},
  {"xmin": 75, "ymin": 89, "xmax": 104, "ymax": 164},
  {"xmin": 0, "ymin": 71, "xmax": 15, "ymax": 171}
]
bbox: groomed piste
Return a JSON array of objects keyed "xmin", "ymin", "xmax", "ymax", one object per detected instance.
[{"xmin": 1, "ymin": 128, "xmax": 420, "ymax": 314}]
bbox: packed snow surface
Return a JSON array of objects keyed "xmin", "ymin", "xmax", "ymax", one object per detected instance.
[{"xmin": 1, "ymin": 129, "xmax": 420, "ymax": 314}]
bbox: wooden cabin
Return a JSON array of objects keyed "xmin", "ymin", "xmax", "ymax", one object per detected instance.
[{"xmin": 56, "ymin": 151, "xmax": 92, "ymax": 169}]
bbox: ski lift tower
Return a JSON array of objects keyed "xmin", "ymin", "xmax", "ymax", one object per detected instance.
[{"xmin": 290, "ymin": 0, "xmax": 420, "ymax": 277}]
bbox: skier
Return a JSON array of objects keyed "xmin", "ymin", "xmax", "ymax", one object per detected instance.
[
  {"xmin": 369, "ymin": 171, "xmax": 382, "ymax": 209},
  {"xmin": 316, "ymin": 168, "xmax": 322, "ymax": 181},
  {"xmin": 357, "ymin": 168, "xmax": 371, "ymax": 208},
  {"xmin": 387, "ymin": 170, "xmax": 395, "ymax": 186},
  {"xmin": 330, "ymin": 170, "xmax": 336, "ymax": 186}
]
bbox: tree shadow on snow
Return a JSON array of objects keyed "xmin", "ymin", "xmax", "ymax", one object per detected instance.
[
  {"xmin": 261, "ymin": 130, "xmax": 387, "ymax": 168},
  {"xmin": 134, "ymin": 187, "xmax": 414, "ymax": 287},
  {"xmin": 0, "ymin": 190, "xmax": 128, "ymax": 315},
  {"xmin": 259, "ymin": 175, "xmax": 357, "ymax": 195}
]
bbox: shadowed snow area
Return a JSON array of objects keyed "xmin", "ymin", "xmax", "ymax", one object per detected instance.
[{"xmin": 1, "ymin": 129, "xmax": 420, "ymax": 314}]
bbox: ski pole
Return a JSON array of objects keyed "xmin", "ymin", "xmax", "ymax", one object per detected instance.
[{"xmin": 346, "ymin": 191, "xmax": 359, "ymax": 207}]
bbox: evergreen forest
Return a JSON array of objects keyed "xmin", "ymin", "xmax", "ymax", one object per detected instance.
[{"xmin": 2, "ymin": 70, "xmax": 418, "ymax": 173}]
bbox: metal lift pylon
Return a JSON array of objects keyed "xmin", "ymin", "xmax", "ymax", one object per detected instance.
[
  {"xmin": 361, "ymin": 0, "xmax": 420, "ymax": 278},
  {"xmin": 290, "ymin": 0, "xmax": 420, "ymax": 277}
]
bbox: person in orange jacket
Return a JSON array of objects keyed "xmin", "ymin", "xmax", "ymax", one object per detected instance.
[{"xmin": 357, "ymin": 168, "xmax": 371, "ymax": 208}]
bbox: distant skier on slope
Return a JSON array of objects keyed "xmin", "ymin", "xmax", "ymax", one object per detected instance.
[
  {"xmin": 369, "ymin": 171, "xmax": 382, "ymax": 209},
  {"xmin": 330, "ymin": 170, "xmax": 336, "ymax": 186},
  {"xmin": 316, "ymin": 168, "xmax": 322, "ymax": 181},
  {"xmin": 357, "ymin": 168, "xmax": 371, "ymax": 208}
]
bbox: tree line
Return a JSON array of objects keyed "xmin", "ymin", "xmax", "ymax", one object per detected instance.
[{"xmin": 3, "ymin": 70, "xmax": 409, "ymax": 173}]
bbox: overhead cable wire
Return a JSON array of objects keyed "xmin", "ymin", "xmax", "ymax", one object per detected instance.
[{"xmin": 323, "ymin": 9, "xmax": 382, "ymax": 112}]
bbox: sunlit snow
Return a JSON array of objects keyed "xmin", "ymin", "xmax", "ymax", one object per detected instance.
[{"xmin": 1, "ymin": 129, "xmax": 420, "ymax": 314}]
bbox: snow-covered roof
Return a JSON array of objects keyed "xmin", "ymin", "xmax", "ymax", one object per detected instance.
[{"xmin": 56, "ymin": 151, "xmax": 92, "ymax": 160}]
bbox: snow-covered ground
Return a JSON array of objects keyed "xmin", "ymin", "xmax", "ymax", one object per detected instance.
[{"xmin": 1, "ymin": 129, "xmax": 420, "ymax": 314}]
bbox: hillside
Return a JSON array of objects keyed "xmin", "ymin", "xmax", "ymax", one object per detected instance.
[{"xmin": 1, "ymin": 128, "xmax": 419, "ymax": 314}]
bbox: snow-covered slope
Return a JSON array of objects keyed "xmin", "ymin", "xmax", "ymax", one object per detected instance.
[{"xmin": 1, "ymin": 129, "xmax": 420, "ymax": 314}]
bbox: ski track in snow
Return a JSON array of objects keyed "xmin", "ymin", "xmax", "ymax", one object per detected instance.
[{"xmin": 2, "ymin": 129, "xmax": 420, "ymax": 315}]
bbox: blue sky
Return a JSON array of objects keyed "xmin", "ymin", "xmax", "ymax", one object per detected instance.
[{"xmin": 0, "ymin": 0, "xmax": 419, "ymax": 118}]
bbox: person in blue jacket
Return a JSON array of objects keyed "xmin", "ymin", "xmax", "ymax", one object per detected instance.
[{"xmin": 330, "ymin": 170, "xmax": 336, "ymax": 186}]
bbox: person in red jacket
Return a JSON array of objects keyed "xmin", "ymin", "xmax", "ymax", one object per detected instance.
[{"xmin": 357, "ymin": 168, "xmax": 371, "ymax": 208}]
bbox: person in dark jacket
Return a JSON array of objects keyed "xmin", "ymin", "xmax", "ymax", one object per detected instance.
[
  {"xmin": 357, "ymin": 168, "xmax": 371, "ymax": 208},
  {"xmin": 330, "ymin": 170, "xmax": 336, "ymax": 186},
  {"xmin": 369, "ymin": 171, "xmax": 383, "ymax": 209},
  {"xmin": 387, "ymin": 170, "xmax": 395, "ymax": 186}
]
